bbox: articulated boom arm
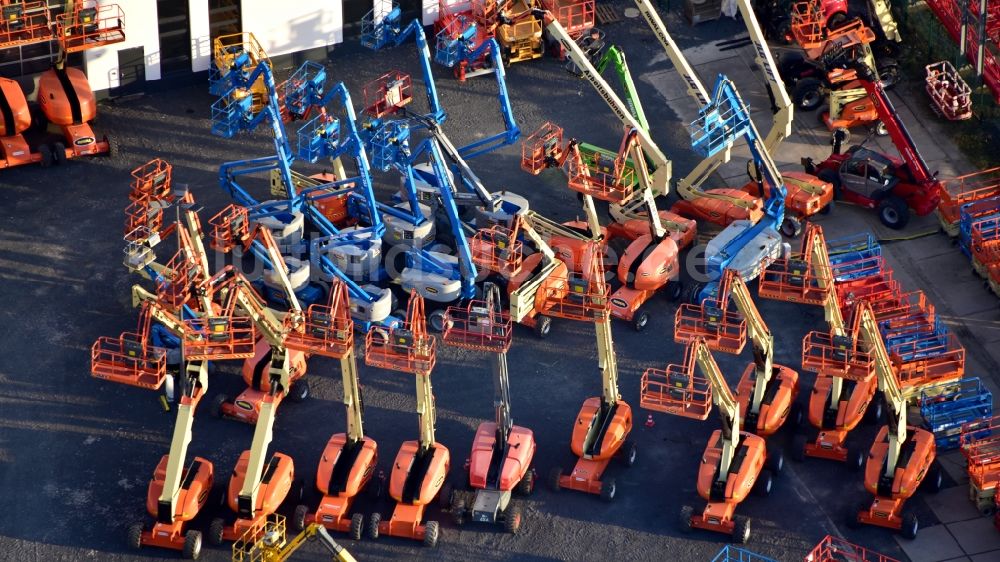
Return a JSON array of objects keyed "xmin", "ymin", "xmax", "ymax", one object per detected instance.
[
  {"xmin": 238, "ymin": 398, "xmax": 279, "ymax": 517},
  {"xmin": 157, "ymin": 360, "xmax": 209, "ymax": 521},
  {"xmin": 536, "ymin": 9, "xmax": 671, "ymax": 196},
  {"xmin": 632, "ymin": 0, "xmax": 709, "ymax": 107},
  {"xmin": 407, "ymin": 295, "xmax": 438, "ymax": 450},
  {"xmin": 331, "ymin": 281, "xmax": 365, "ymax": 443},
  {"xmin": 596, "ymin": 45, "xmax": 650, "ymax": 132},
  {"xmin": 803, "ymin": 225, "xmax": 845, "ymax": 333},
  {"xmin": 733, "ymin": 0, "xmax": 793, "ymax": 151},
  {"xmin": 225, "ymin": 274, "xmax": 293, "ymax": 350},
  {"xmin": 486, "ymin": 282, "xmax": 513, "ymax": 446},
  {"xmin": 691, "ymin": 339, "xmax": 741, "ymax": 478},
  {"xmin": 363, "ymin": 6, "xmax": 443, "ymax": 122},
  {"xmin": 853, "ymin": 302, "xmax": 906, "ymax": 476},
  {"xmin": 859, "ymin": 79, "xmax": 933, "ymax": 184},
  {"xmin": 721, "ymin": 269, "xmax": 774, "ymax": 414}
]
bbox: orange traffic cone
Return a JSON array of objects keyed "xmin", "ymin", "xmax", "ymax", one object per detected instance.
[{"xmin": 645, "ymin": 414, "xmax": 655, "ymax": 428}]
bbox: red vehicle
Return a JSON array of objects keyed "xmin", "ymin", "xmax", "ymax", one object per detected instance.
[{"xmin": 802, "ymin": 76, "xmax": 941, "ymax": 229}]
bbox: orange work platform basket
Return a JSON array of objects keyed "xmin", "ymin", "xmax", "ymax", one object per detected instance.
[
  {"xmin": 806, "ymin": 535, "xmax": 900, "ymax": 562},
  {"xmin": 209, "ymin": 204, "xmax": 251, "ymax": 253},
  {"xmin": 521, "ymin": 121, "xmax": 566, "ymax": 176},
  {"xmin": 758, "ymin": 257, "xmax": 832, "ymax": 306},
  {"xmin": 155, "ymin": 251, "xmax": 202, "ymax": 309},
  {"xmin": 800, "ymin": 330, "xmax": 874, "ymax": 381},
  {"xmin": 566, "ymin": 148, "xmax": 635, "ymax": 204},
  {"xmin": 57, "ymin": 3, "xmax": 125, "ymax": 54},
  {"xmin": 674, "ymin": 301, "xmax": 747, "ymax": 354},
  {"xmin": 182, "ymin": 316, "xmax": 257, "ymax": 360},
  {"xmin": 640, "ymin": 347, "xmax": 712, "ymax": 420},
  {"xmin": 0, "ymin": 2, "xmax": 55, "ymax": 49},
  {"xmin": 534, "ymin": 263, "xmax": 610, "ymax": 322},
  {"xmin": 541, "ymin": 0, "xmax": 594, "ymax": 38},
  {"xmin": 442, "ymin": 300, "xmax": 512, "ymax": 353},
  {"xmin": 90, "ymin": 333, "xmax": 168, "ymax": 390},
  {"xmin": 363, "ymin": 71, "xmax": 413, "ymax": 119},
  {"xmin": 365, "ymin": 293, "xmax": 436, "ymax": 375},
  {"xmin": 470, "ymin": 225, "xmax": 524, "ymax": 276},
  {"xmin": 284, "ymin": 282, "xmax": 355, "ymax": 359},
  {"xmin": 129, "ymin": 158, "xmax": 172, "ymax": 202}
]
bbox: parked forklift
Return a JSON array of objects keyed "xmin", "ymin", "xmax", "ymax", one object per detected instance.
[
  {"xmin": 641, "ymin": 338, "xmax": 775, "ymax": 543},
  {"xmin": 0, "ymin": 2, "xmax": 124, "ymax": 169},
  {"xmin": 442, "ymin": 282, "xmax": 536, "ymax": 533},
  {"xmin": 365, "ymin": 292, "xmax": 450, "ymax": 547},
  {"xmin": 289, "ymin": 280, "xmax": 379, "ymax": 540}
]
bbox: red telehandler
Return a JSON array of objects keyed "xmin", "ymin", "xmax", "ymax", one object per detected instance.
[{"xmin": 802, "ymin": 67, "xmax": 941, "ymax": 229}]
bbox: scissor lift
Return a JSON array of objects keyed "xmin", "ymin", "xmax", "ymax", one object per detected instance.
[
  {"xmin": 961, "ymin": 416, "xmax": 1000, "ymax": 515},
  {"xmin": 920, "ymin": 378, "xmax": 992, "ymax": 451},
  {"xmin": 806, "ymin": 535, "xmax": 901, "ymax": 562}
]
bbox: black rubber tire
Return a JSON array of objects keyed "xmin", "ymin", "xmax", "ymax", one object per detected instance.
[
  {"xmin": 516, "ymin": 469, "xmax": 535, "ymax": 496},
  {"xmin": 108, "ymin": 136, "xmax": 120, "ymax": 158},
  {"xmin": 622, "ymin": 440, "xmax": 638, "ymax": 468},
  {"xmin": 877, "ymin": 196, "xmax": 910, "ymax": 230},
  {"xmin": 923, "ymin": 463, "xmax": 943, "ymax": 493},
  {"xmin": 534, "ymin": 315, "xmax": 552, "ymax": 339},
  {"xmin": 901, "ymin": 513, "xmax": 919, "ymax": 539},
  {"xmin": 126, "ymin": 523, "xmax": 143, "ymax": 550},
  {"xmin": 679, "ymin": 505, "xmax": 694, "ymax": 533},
  {"xmin": 792, "ymin": 434, "xmax": 808, "ymax": 462},
  {"xmin": 865, "ymin": 394, "xmax": 884, "ymax": 425},
  {"xmin": 368, "ymin": 513, "xmax": 381, "ymax": 540},
  {"xmin": 780, "ymin": 216, "xmax": 803, "ymax": 238},
  {"xmin": 39, "ymin": 144, "xmax": 52, "ymax": 168},
  {"xmin": 548, "ymin": 467, "xmax": 562, "ymax": 492},
  {"xmin": 208, "ymin": 518, "xmax": 225, "ymax": 546},
  {"xmin": 211, "ymin": 393, "xmax": 227, "ymax": 418},
  {"xmin": 848, "ymin": 446, "xmax": 866, "ymax": 472},
  {"xmin": 778, "ymin": 52, "xmax": 805, "ymax": 82},
  {"xmin": 52, "ymin": 142, "xmax": 67, "ymax": 165},
  {"xmin": 289, "ymin": 380, "xmax": 309, "ymax": 403},
  {"xmin": 183, "ymin": 530, "xmax": 202, "ymax": 560},
  {"xmin": 732, "ymin": 515, "xmax": 751, "ymax": 544},
  {"xmin": 793, "ymin": 78, "xmax": 824, "ymax": 111},
  {"xmin": 878, "ymin": 60, "xmax": 901, "ymax": 91},
  {"xmin": 349, "ymin": 513, "xmax": 364, "ymax": 540},
  {"xmin": 766, "ymin": 447, "xmax": 785, "ymax": 474},
  {"xmin": 423, "ymin": 520, "xmax": 439, "ymax": 547},
  {"xmin": 790, "ymin": 402, "xmax": 804, "ymax": 428},
  {"xmin": 846, "ymin": 504, "xmax": 864, "ymax": 529},
  {"xmin": 633, "ymin": 309, "xmax": 650, "ymax": 332},
  {"xmin": 438, "ymin": 482, "xmax": 453, "ymax": 508},
  {"xmin": 292, "ymin": 504, "xmax": 308, "ymax": 532},
  {"xmin": 450, "ymin": 493, "xmax": 466, "ymax": 526},
  {"xmin": 667, "ymin": 280, "xmax": 684, "ymax": 301},
  {"xmin": 503, "ymin": 502, "xmax": 523, "ymax": 534},
  {"xmin": 600, "ymin": 478, "xmax": 617, "ymax": 502},
  {"xmin": 428, "ymin": 309, "xmax": 446, "ymax": 333},
  {"xmin": 827, "ymin": 12, "xmax": 849, "ymax": 29},
  {"xmin": 817, "ymin": 169, "xmax": 841, "ymax": 200},
  {"xmin": 755, "ymin": 469, "xmax": 774, "ymax": 497}
]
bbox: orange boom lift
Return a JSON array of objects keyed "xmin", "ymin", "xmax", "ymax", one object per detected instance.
[
  {"xmin": 641, "ymin": 338, "xmax": 774, "ymax": 543},
  {"xmin": 0, "ymin": 2, "xmax": 125, "ymax": 169},
  {"xmin": 290, "ymin": 280, "xmax": 379, "ymax": 539},
  {"xmin": 675, "ymin": 267, "xmax": 800, "ymax": 444},
  {"xmin": 546, "ymin": 227, "xmax": 636, "ymax": 501},
  {"xmin": 443, "ymin": 282, "xmax": 536, "ymax": 533},
  {"xmin": 759, "ymin": 224, "xmax": 880, "ymax": 464},
  {"xmin": 365, "ymin": 291, "xmax": 450, "ymax": 547},
  {"xmin": 846, "ymin": 301, "xmax": 941, "ymax": 538}
]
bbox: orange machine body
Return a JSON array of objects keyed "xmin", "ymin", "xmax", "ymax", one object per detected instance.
[
  {"xmin": 378, "ymin": 441, "xmax": 450, "ymax": 541},
  {"xmin": 742, "ymin": 171, "xmax": 834, "ymax": 218},
  {"xmin": 735, "ymin": 364, "xmax": 800, "ymax": 437},
  {"xmin": 689, "ymin": 430, "xmax": 766, "ymax": 535},
  {"xmin": 469, "ymin": 422, "xmax": 536, "ymax": 491},
  {"xmin": 609, "ymin": 236, "xmax": 679, "ymax": 323},
  {"xmin": 606, "ymin": 210, "xmax": 698, "ymax": 250},
  {"xmin": 220, "ymin": 339, "xmax": 307, "ymax": 424},
  {"xmin": 557, "ymin": 398, "xmax": 632, "ymax": 495},
  {"xmin": 858, "ymin": 426, "xmax": 937, "ymax": 530},
  {"xmin": 310, "ymin": 434, "xmax": 378, "ymax": 532},
  {"xmin": 140, "ymin": 455, "xmax": 214, "ymax": 551},
  {"xmin": 222, "ymin": 450, "xmax": 295, "ymax": 541},
  {"xmin": 671, "ymin": 189, "xmax": 764, "ymax": 227},
  {"xmin": 805, "ymin": 373, "xmax": 878, "ymax": 461}
]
